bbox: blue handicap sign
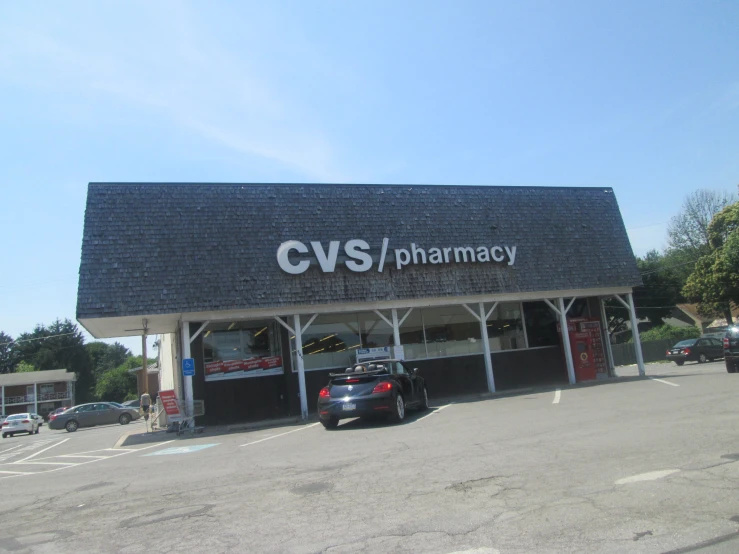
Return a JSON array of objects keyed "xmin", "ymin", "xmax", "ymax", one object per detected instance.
[
  {"xmin": 144, "ymin": 444, "xmax": 218, "ymax": 457},
  {"xmin": 182, "ymin": 358, "xmax": 195, "ymax": 376}
]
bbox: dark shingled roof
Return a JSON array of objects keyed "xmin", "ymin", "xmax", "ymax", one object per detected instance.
[{"xmin": 77, "ymin": 183, "xmax": 641, "ymax": 320}]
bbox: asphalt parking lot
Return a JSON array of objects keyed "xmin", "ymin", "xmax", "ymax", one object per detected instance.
[{"xmin": 1, "ymin": 361, "xmax": 739, "ymax": 553}]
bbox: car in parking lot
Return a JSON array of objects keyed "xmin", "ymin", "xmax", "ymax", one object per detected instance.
[
  {"xmin": 48, "ymin": 402, "xmax": 141, "ymax": 432},
  {"xmin": 47, "ymin": 407, "xmax": 70, "ymax": 422},
  {"xmin": 725, "ymin": 326, "xmax": 739, "ymax": 373},
  {"xmin": 2, "ymin": 413, "xmax": 41, "ymax": 438},
  {"xmin": 666, "ymin": 337, "xmax": 724, "ymax": 365},
  {"xmin": 317, "ymin": 359, "xmax": 428, "ymax": 429}
]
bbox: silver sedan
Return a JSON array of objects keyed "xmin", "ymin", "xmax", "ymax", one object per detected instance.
[{"xmin": 48, "ymin": 402, "xmax": 141, "ymax": 433}]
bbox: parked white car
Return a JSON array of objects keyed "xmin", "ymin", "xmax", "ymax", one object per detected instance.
[{"xmin": 2, "ymin": 413, "xmax": 40, "ymax": 438}]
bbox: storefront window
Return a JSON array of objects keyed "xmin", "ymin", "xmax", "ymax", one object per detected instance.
[
  {"xmin": 300, "ymin": 313, "xmax": 362, "ymax": 371},
  {"xmin": 398, "ymin": 309, "xmax": 425, "ymax": 360},
  {"xmin": 422, "ymin": 305, "xmax": 483, "ymax": 358},
  {"xmin": 487, "ymin": 302, "xmax": 526, "ymax": 351},
  {"xmin": 523, "ymin": 301, "xmax": 559, "ymax": 347},
  {"xmin": 202, "ymin": 320, "xmax": 283, "ymax": 381},
  {"xmin": 358, "ymin": 312, "xmax": 394, "ymax": 349}
]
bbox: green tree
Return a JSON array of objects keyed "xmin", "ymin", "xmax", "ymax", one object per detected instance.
[
  {"xmin": 86, "ymin": 341, "xmax": 131, "ymax": 379},
  {"xmin": 15, "ymin": 361, "xmax": 37, "ymax": 373},
  {"xmin": 14, "ymin": 319, "xmax": 95, "ymax": 402},
  {"xmin": 0, "ymin": 332, "xmax": 18, "ymax": 374},
  {"xmin": 606, "ymin": 250, "xmax": 686, "ymax": 333},
  {"xmin": 667, "ymin": 189, "xmax": 735, "ymax": 254},
  {"xmin": 95, "ymin": 364, "xmax": 137, "ymax": 402},
  {"xmin": 683, "ymin": 202, "xmax": 739, "ymax": 324}
]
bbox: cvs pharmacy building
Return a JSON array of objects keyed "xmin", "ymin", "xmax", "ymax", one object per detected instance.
[{"xmin": 76, "ymin": 183, "xmax": 646, "ymax": 425}]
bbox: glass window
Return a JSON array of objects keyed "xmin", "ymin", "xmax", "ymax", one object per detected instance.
[
  {"xmin": 300, "ymin": 313, "xmax": 362, "ymax": 371},
  {"xmin": 523, "ymin": 302, "xmax": 560, "ymax": 348},
  {"xmin": 397, "ymin": 309, "xmax": 425, "ymax": 360},
  {"xmin": 422, "ymin": 305, "xmax": 483, "ymax": 358},
  {"xmin": 358, "ymin": 312, "xmax": 394, "ymax": 349},
  {"xmin": 94, "ymin": 404, "xmax": 112, "ymax": 411},
  {"xmin": 487, "ymin": 302, "xmax": 526, "ymax": 351},
  {"xmin": 40, "ymin": 384, "xmax": 54, "ymax": 395},
  {"xmin": 203, "ymin": 320, "xmax": 283, "ymax": 381}
]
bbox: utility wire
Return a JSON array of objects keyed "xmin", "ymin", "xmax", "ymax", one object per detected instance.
[{"xmin": 0, "ymin": 332, "xmax": 77, "ymax": 347}]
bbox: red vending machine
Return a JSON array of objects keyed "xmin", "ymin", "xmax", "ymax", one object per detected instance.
[{"xmin": 558, "ymin": 317, "xmax": 609, "ymax": 382}]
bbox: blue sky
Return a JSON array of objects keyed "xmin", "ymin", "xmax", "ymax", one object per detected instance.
[{"xmin": 1, "ymin": 1, "xmax": 737, "ymax": 355}]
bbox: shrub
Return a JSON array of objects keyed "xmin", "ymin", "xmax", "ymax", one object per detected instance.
[{"xmin": 630, "ymin": 324, "xmax": 701, "ymax": 343}]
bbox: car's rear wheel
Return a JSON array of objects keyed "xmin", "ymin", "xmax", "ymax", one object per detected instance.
[
  {"xmin": 698, "ymin": 353, "xmax": 708, "ymax": 363},
  {"xmin": 1, "ymin": 433, "xmax": 5, "ymax": 439},
  {"xmin": 420, "ymin": 387, "xmax": 429, "ymax": 411},
  {"xmin": 321, "ymin": 417, "xmax": 339, "ymax": 430},
  {"xmin": 392, "ymin": 393, "xmax": 405, "ymax": 422},
  {"xmin": 65, "ymin": 420, "xmax": 79, "ymax": 433},
  {"xmin": 35, "ymin": 427, "xmax": 39, "ymax": 434},
  {"xmin": 675, "ymin": 361, "xmax": 684, "ymax": 366},
  {"xmin": 119, "ymin": 414, "xmax": 132, "ymax": 425}
]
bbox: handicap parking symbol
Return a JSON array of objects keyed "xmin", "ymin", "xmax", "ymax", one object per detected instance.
[{"xmin": 144, "ymin": 444, "xmax": 218, "ymax": 456}]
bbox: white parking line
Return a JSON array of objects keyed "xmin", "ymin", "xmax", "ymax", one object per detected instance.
[
  {"xmin": 12, "ymin": 439, "xmax": 69, "ymax": 463},
  {"xmin": 649, "ymin": 377, "xmax": 680, "ymax": 387},
  {"xmin": 615, "ymin": 469, "xmax": 680, "ymax": 485},
  {"xmin": 553, "ymin": 389, "xmax": 561, "ymax": 404},
  {"xmin": 240, "ymin": 423, "xmax": 320, "ymax": 447},
  {"xmin": 411, "ymin": 403, "xmax": 454, "ymax": 424},
  {"xmin": 0, "ymin": 444, "xmax": 26, "ymax": 455},
  {"xmin": 0, "ymin": 441, "xmax": 174, "ymax": 481}
]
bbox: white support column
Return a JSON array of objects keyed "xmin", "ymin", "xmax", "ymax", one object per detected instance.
[
  {"xmin": 391, "ymin": 309, "xmax": 401, "ymax": 355},
  {"xmin": 479, "ymin": 303, "xmax": 496, "ymax": 393},
  {"xmin": 1, "ymin": 385, "xmax": 4, "ymax": 415},
  {"xmin": 293, "ymin": 314, "xmax": 308, "ymax": 419},
  {"xmin": 33, "ymin": 383, "xmax": 38, "ymax": 414},
  {"xmin": 599, "ymin": 297, "xmax": 616, "ymax": 376},
  {"xmin": 181, "ymin": 321, "xmax": 194, "ymax": 418},
  {"xmin": 627, "ymin": 292, "xmax": 646, "ymax": 376},
  {"xmin": 558, "ymin": 297, "xmax": 576, "ymax": 385}
]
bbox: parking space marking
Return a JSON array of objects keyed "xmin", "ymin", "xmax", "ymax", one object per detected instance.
[
  {"xmin": 411, "ymin": 403, "xmax": 454, "ymax": 424},
  {"xmin": 12, "ymin": 439, "xmax": 69, "ymax": 464},
  {"xmin": 615, "ymin": 469, "xmax": 680, "ymax": 485},
  {"xmin": 0, "ymin": 440, "xmax": 175, "ymax": 481},
  {"xmin": 553, "ymin": 389, "xmax": 561, "ymax": 404},
  {"xmin": 240, "ymin": 423, "xmax": 320, "ymax": 447},
  {"xmin": 650, "ymin": 377, "xmax": 680, "ymax": 387},
  {"xmin": 0, "ymin": 444, "xmax": 26, "ymax": 455}
]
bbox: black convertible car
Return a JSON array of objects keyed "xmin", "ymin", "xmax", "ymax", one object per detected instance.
[{"xmin": 317, "ymin": 359, "xmax": 428, "ymax": 429}]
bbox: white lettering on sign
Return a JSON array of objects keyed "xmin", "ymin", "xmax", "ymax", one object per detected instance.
[{"xmin": 276, "ymin": 239, "xmax": 517, "ymax": 274}]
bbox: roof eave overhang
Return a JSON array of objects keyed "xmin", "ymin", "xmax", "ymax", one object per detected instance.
[{"xmin": 78, "ymin": 285, "xmax": 635, "ymax": 339}]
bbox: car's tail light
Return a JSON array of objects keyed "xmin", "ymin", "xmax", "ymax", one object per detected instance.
[
  {"xmin": 372, "ymin": 381, "xmax": 393, "ymax": 394},
  {"xmin": 1, "ymin": 423, "xmax": 7, "ymax": 427},
  {"xmin": 724, "ymin": 338, "xmax": 730, "ymax": 349},
  {"xmin": 345, "ymin": 378, "xmax": 360, "ymax": 383},
  {"xmin": 21, "ymin": 420, "xmax": 29, "ymax": 423},
  {"xmin": 319, "ymin": 387, "xmax": 330, "ymax": 398},
  {"xmin": 683, "ymin": 348, "xmax": 691, "ymax": 355}
]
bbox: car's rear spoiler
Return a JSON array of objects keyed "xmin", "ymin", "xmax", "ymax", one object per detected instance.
[{"xmin": 328, "ymin": 369, "xmax": 387, "ymax": 378}]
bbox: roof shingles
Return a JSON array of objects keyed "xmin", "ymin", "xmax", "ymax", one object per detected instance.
[{"xmin": 77, "ymin": 184, "xmax": 642, "ymax": 319}]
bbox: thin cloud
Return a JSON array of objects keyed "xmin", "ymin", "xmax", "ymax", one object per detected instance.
[{"xmin": 0, "ymin": 6, "xmax": 350, "ymax": 182}]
